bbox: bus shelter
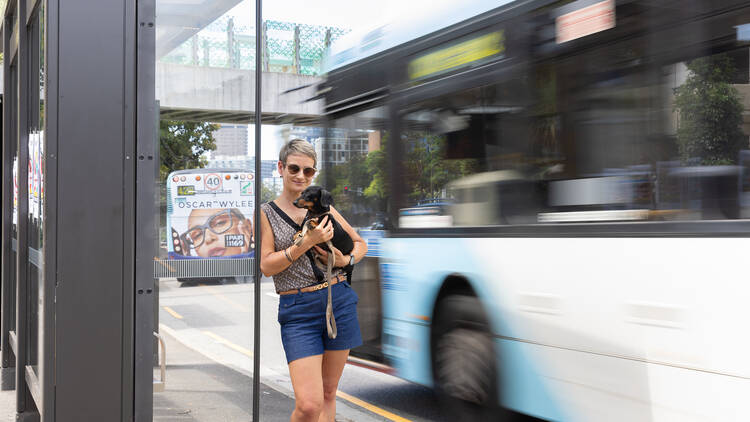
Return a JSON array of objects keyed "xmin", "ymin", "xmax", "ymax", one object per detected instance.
[{"xmin": 0, "ymin": 0, "xmax": 266, "ymax": 420}]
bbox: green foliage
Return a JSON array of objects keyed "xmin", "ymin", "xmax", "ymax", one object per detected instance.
[
  {"xmin": 363, "ymin": 134, "xmax": 388, "ymax": 201},
  {"xmin": 403, "ymin": 133, "xmax": 478, "ymax": 203},
  {"xmin": 324, "ymin": 154, "xmax": 370, "ymax": 217},
  {"xmin": 315, "ymin": 135, "xmax": 389, "ymax": 226},
  {"xmin": 674, "ymin": 54, "xmax": 747, "ymax": 165},
  {"xmin": 158, "ymin": 120, "xmax": 219, "ymax": 241},
  {"xmin": 322, "ymin": 131, "xmax": 478, "ymax": 217},
  {"xmin": 159, "ymin": 120, "xmax": 219, "ymax": 181}
]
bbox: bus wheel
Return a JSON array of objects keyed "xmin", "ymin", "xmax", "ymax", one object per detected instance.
[{"xmin": 432, "ymin": 295, "xmax": 500, "ymax": 419}]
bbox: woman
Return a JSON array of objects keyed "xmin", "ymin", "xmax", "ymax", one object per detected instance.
[{"xmin": 259, "ymin": 139, "xmax": 367, "ymax": 422}]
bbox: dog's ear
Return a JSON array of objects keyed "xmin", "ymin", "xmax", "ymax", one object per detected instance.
[{"xmin": 321, "ymin": 189, "xmax": 334, "ymax": 208}]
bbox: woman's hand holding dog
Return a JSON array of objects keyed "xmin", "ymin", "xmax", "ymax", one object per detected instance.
[
  {"xmin": 303, "ymin": 216, "xmax": 334, "ymax": 248},
  {"xmin": 314, "ymin": 244, "xmax": 347, "ymax": 268}
]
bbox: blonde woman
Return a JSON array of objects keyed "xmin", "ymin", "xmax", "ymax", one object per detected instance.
[{"xmin": 259, "ymin": 139, "xmax": 367, "ymax": 422}]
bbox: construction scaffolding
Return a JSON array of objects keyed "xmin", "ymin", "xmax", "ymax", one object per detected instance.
[{"xmin": 160, "ymin": 17, "xmax": 350, "ymax": 76}]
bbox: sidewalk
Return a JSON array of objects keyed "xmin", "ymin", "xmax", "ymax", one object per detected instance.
[
  {"xmin": 154, "ymin": 329, "xmax": 379, "ymax": 422},
  {"xmin": 154, "ymin": 329, "xmax": 294, "ymax": 421},
  {"xmin": 1, "ymin": 386, "xmax": 12, "ymax": 422}
]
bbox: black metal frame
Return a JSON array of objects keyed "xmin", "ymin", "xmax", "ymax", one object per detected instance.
[
  {"xmin": 134, "ymin": 0, "xmax": 156, "ymax": 420},
  {"xmin": 253, "ymin": 0, "xmax": 263, "ymax": 419},
  {"xmin": 0, "ymin": 0, "xmax": 17, "ymax": 395},
  {"xmin": 14, "ymin": 0, "xmax": 36, "ymax": 419},
  {"xmin": 38, "ymin": 0, "xmax": 54, "ymax": 418},
  {"xmin": 0, "ymin": 0, "xmax": 274, "ymax": 419},
  {"xmin": 1, "ymin": 0, "xmax": 149, "ymax": 420}
]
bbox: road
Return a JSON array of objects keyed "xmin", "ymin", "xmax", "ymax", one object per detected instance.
[{"xmin": 154, "ymin": 276, "xmax": 450, "ymax": 422}]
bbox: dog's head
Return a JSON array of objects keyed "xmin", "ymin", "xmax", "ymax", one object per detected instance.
[{"xmin": 293, "ymin": 185, "xmax": 333, "ymax": 214}]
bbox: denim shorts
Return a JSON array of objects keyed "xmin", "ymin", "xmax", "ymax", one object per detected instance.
[{"xmin": 277, "ymin": 281, "xmax": 363, "ymax": 364}]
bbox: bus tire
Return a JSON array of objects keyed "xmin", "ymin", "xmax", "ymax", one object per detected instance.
[{"xmin": 432, "ymin": 294, "xmax": 501, "ymax": 419}]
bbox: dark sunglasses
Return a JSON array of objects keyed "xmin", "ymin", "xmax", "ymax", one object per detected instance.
[{"xmin": 286, "ymin": 163, "xmax": 317, "ymax": 177}]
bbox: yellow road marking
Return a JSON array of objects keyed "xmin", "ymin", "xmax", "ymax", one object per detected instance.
[
  {"xmin": 198, "ymin": 283, "xmax": 248, "ymax": 312},
  {"xmin": 202, "ymin": 331, "xmax": 253, "ymax": 358},
  {"xmin": 163, "ymin": 306, "xmax": 183, "ymax": 319},
  {"xmin": 336, "ymin": 390, "xmax": 413, "ymax": 422}
]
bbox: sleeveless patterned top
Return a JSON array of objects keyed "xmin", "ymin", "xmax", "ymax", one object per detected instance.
[{"xmin": 261, "ymin": 201, "xmax": 344, "ymax": 293}]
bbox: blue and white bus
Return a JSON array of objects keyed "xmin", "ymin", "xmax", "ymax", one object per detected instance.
[{"xmin": 324, "ymin": 0, "xmax": 750, "ymax": 420}]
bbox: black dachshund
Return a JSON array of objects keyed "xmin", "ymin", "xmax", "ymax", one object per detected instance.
[
  {"xmin": 292, "ymin": 185, "xmax": 355, "ymax": 339},
  {"xmin": 292, "ymin": 185, "xmax": 354, "ymax": 257}
]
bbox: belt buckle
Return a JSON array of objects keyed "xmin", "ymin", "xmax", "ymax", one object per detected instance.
[{"xmin": 315, "ymin": 281, "xmax": 328, "ymax": 291}]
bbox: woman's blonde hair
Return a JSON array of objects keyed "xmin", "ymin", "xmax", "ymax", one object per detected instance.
[{"xmin": 279, "ymin": 138, "xmax": 317, "ymax": 168}]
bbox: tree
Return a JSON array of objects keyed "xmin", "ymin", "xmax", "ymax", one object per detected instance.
[
  {"xmin": 364, "ymin": 134, "xmax": 388, "ymax": 201},
  {"xmin": 158, "ymin": 120, "xmax": 219, "ymax": 243},
  {"xmin": 674, "ymin": 54, "xmax": 747, "ymax": 165},
  {"xmin": 403, "ymin": 133, "xmax": 478, "ymax": 203},
  {"xmin": 322, "ymin": 155, "xmax": 366, "ymax": 218},
  {"xmin": 316, "ymin": 139, "xmax": 387, "ymax": 226},
  {"xmin": 159, "ymin": 120, "xmax": 219, "ymax": 181}
]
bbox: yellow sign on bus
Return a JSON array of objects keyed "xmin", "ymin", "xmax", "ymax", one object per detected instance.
[{"xmin": 408, "ymin": 30, "xmax": 505, "ymax": 81}]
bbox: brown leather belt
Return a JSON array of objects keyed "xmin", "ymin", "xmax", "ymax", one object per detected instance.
[{"xmin": 278, "ymin": 274, "xmax": 346, "ymax": 295}]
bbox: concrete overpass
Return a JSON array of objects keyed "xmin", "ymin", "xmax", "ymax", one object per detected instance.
[
  {"xmin": 156, "ymin": 0, "xmax": 242, "ymax": 59},
  {"xmin": 154, "ymin": 2, "xmax": 347, "ymax": 125},
  {"xmin": 156, "ymin": 62, "xmax": 324, "ymax": 125}
]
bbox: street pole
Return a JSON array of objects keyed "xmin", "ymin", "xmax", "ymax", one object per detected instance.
[{"xmin": 253, "ymin": 0, "xmax": 262, "ymax": 420}]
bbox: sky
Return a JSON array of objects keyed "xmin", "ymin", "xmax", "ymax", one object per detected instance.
[
  {"xmin": 249, "ymin": 125, "xmax": 286, "ymax": 161},
  {"xmin": 229, "ymin": 0, "xmax": 462, "ymax": 29}
]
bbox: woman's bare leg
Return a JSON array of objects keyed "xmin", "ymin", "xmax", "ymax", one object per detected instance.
[
  {"xmin": 318, "ymin": 349, "xmax": 350, "ymax": 422},
  {"xmin": 289, "ymin": 354, "xmax": 324, "ymax": 422}
]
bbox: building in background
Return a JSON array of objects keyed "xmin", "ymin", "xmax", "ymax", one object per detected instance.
[
  {"xmin": 207, "ymin": 156, "xmax": 282, "ymax": 198},
  {"xmin": 212, "ymin": 124, "xmax": 249, "ymax": 157},
  {"xmin": 207, "ymin": 156, "xmax": 276, "ymax": 180},
  {"xmin": 301, "ymin": 127, "xmax": 370, "ymax": 168}
]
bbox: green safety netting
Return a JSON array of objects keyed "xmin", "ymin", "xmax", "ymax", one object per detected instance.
[{"xmin": 160, "ymin": 17, "xmax": 350, "ymax": 76}]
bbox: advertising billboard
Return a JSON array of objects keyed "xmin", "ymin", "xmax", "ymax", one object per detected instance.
[{"xmin": 167, "ymin": 168, "xmax": 255, "ymax": 260}]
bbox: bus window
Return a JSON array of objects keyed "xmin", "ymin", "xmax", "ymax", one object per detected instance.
[
  {"xmin": 399, "ymin": 76, "xmax": 545, "ymax": 227},
  {"xmin": 398, "ymin": 46, "xmax": 750, "ymax": 227}
]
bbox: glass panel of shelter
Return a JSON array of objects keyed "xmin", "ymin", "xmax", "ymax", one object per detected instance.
[
  {"xmin": 153, "ymin": 1, "xmax": 259, "ymax": 419},
  {"xmin": 152, "ymin": 0, "xmax": 383, "ymax": 417},
  {"xmin": 25, "ymin": 2, "xmax": 45, "ymax": 377}
]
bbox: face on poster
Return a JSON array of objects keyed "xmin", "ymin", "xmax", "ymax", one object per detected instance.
[{"xmin": 167, "ymin": 169, "xmax": 255, "ymax": 259}]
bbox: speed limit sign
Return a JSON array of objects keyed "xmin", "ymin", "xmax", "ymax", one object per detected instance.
[{"xmin": 204, "ymin": 173, "xmax": 222, "ymax": 191}]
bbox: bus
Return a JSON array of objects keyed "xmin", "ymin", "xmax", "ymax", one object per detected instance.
[
  {"xmin": 322, "ymin": 0, "xmax": 750, "ymax": 420},
  {"xmin": 160, "ymin": 168, "xmax": 255, "ymax": 284}
]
